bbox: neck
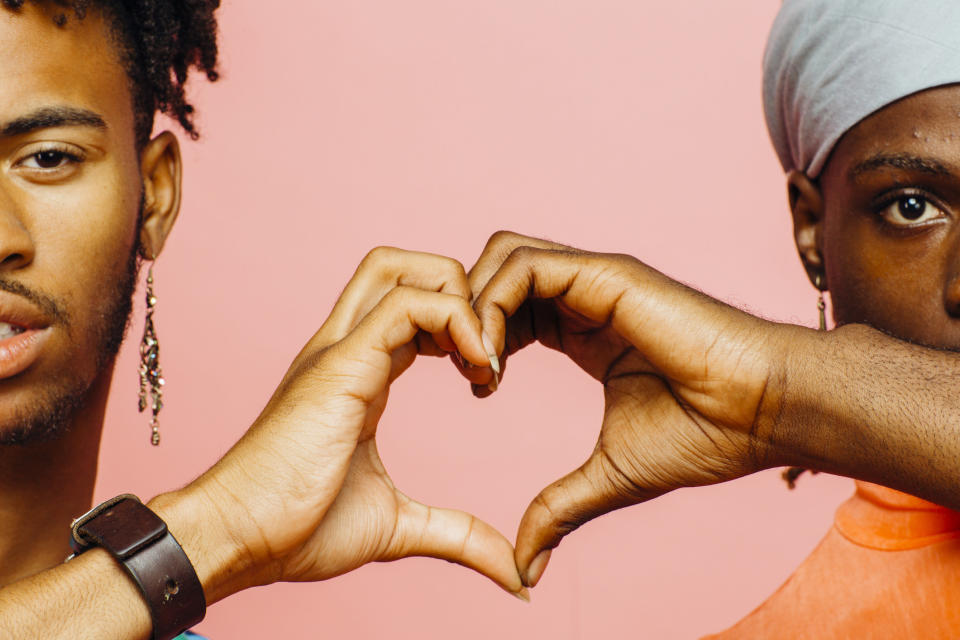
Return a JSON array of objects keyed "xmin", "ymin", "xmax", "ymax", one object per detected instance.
[{"xmin": 0, "ymin": 365, "xmax": 113, "ymax": 586}]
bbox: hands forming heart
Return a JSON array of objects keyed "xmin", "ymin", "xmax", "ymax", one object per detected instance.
[{"xmin": 161, "ymin": 231, "xmax": 791, "ymax": 605}]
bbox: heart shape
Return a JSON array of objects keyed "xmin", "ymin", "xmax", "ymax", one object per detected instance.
[{"xmin": 215, "ymin": 233, "xmax": 766, "ymax": 602}]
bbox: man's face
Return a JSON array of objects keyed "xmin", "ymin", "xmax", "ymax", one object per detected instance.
[
  {"xmin": 0, "ymin": 5, "xmax": 143, "ymax": 441},
  {"xmin": 819, "ymin": 84, "xmax": 960, "ymax": 349}
]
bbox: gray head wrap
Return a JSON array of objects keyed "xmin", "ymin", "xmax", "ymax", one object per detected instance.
[{"xmin": 763, "ymin": 0, "xmax": 960, "ymax": 177}]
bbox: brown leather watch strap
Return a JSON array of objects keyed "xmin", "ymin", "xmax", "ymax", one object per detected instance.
[{"xmin": 69, "ymin": 494, "xmax": 206, "ymax": 640}]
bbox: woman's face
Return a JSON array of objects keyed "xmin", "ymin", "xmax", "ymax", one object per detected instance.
[{"xmin": 817, "ymin": 84, "xmax": 960, "ymax": 349}]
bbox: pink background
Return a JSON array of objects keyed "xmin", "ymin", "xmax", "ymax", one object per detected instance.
[{"xmin": 94, "ymin": 2, "xmax": 855, "ymax": 638}]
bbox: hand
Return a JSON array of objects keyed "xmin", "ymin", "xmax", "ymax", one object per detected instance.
[
  {"xmin": 467, "ymin": 232, "xmax": 791, "ymax": 588},
  {"xmin": 159, "ymin": 247, "xmax": 526, "ymax": 603}
]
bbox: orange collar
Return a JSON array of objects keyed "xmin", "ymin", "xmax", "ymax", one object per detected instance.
[{"xmin": 834, "ymin": 481, "xmax": 960, "ymax": 550}]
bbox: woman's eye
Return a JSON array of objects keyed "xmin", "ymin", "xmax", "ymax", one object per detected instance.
[{"xmin": 880, "ymin": 195, "xmax": 947, "ymax": 226}]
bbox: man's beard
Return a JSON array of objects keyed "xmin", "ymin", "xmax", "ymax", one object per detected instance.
[{"xmin": 0, "ymin": 224, "xmax": 142, "ymax": 446}]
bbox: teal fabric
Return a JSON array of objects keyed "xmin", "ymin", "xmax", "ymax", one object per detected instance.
[{"xmin": 173, "ymin": 632, "xmax": 207, "ymax": 640}]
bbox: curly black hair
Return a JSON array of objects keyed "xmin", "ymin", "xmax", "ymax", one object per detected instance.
[{"xmin": 1, "ymin": 0, "xmax": 220, "ymax": 146}]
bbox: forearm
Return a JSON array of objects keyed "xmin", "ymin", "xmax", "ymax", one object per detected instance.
[
  {"xmin": 0, "ymin": 487, "xmax": 248, "ymax": 640},
  {"xmin": 770, "ymin": 322, "xmax": 960, "ymax": 508},
  {"xmin": 0, "ymin": 548, "xmax": 151, "ymax": 640}
]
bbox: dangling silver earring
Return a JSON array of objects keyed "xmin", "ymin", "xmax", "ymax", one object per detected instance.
[
  {"xmin": 815, "ymin": 274, "xmax": 827, "ymax": 331},
  {"xmin": 138, "ymin": 262, "xmax": 165, "ymax": 446}
]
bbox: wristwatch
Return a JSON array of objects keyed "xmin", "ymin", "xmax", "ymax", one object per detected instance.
[{"xmin": 68, "ymin": 494, "xmax": 206, "ymax": 640}]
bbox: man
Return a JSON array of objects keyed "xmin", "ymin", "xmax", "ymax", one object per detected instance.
[
  {"xmin": 461, "ymin": 1, "xmax": 960, "ymax": 636},
  {"xmin": 5, "ymin": 1, "xmax": 960, "ymax": 638},
  {"xmin": 0, "ymin": 3, "xmax": 522, "ymax": 639}
]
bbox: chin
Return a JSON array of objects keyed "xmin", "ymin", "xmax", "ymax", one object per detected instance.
[{"xmin": 0, "ymin": 375, "xmax": 93, "ymax": 446}]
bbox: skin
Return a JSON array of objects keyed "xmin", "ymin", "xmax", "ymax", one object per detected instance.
[
  {"xmin": 0, "ymin": 4, "xmax": 180, "ymax": 586},
  {"xmin": 0, "ymin": 3, "xmax": 173, "ymax": 426},
  {"xmin": 0, "ymin": 5, "xmax": 525, "ymax": 639},
  {"xmin": 791, "ymin": 84, "xmax": 960, "ymax": 349},
  {"xmin": 457, "ymin": 228, "xmax": 960, "ymax": 589},
  {"xmin": 457, "ymin": 87, "xmax": 960, "ymax": 587},
  {"xmin": 3, "ymin": 2, "xmax": 960, "ymax": 637}
]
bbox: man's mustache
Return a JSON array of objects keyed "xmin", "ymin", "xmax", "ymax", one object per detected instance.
[{"xmin": 0, "ymin": 278, "xmax": 70, "ymax": 328}]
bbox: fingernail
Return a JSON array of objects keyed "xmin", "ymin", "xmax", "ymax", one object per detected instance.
[
  {"xmin": 481, "ymin": 331, "xmax": 501, "ymax": 375},
  {"xmin": 512, "ymin": 587, "xmax": 531, "ymax": 603},
  {"xmin": 481, "ymin": 331, "xmax": 500, "ymax": 392},
  {"xmin": 526, "ymin": 549, "xmax": 552, "ymax": 588}
]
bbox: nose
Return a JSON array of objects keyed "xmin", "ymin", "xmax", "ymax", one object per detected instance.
[
  {"xmin": 0, "ymin": 188, "xmax": 35, "ymax": 270},
  {"xmin": 946, "ymin": 274, "xmax": 960, "ymax": 317}
]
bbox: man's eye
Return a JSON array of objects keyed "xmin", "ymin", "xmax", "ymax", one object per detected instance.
[
  {"xmin": 880, "ymin": 195, "xmax": 947, "ymax": 226},
  {"xmin": 25, "ymin": 150, "xmax": 75, "ymax": 170}
]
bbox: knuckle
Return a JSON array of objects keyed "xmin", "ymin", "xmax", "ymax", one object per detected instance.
[
  {"xmin": 601, "ymin": 251, "xmax": 639, "ymax": 269},
  {"xmin": 532, "ymin": 492, "xmax": 559, "ymax": 518},
  {"xmin": 360, "ymin": 246, "xmax": 399, "ymax": 273},
  {"xmin": 585, "ymin": 252, "xmax": 638, "ymax": 288},
  {"xmin": 471, "ymin": 285, "xmax": 495, "ymax": 310},
  {"xmin": 381, "ymin": 284, "xmax": 413, "ymax": 307},
  {"xmin": 506, "ymin": 245, "xmax": 539, "ymax": 265},
  {"xmin": 533, "ymin": 492, "xmax": 581, "ymax": 539},
  {"xmin": 363, "ymin": 245, "xmax": 396, "ymax": 263},
  {"xmin": 602, "ymin": 251, "xmax": 631, "ymax": 263},
  {"xmin": 486, "ymin": 230, "xmax": 523, "ymax": 250},
  {"xmin": 440, "ymin": 256, "xmax": 469, "ymax": 281},
  {"xmin": 450, "ymin": 293, "xmax": 472, "ymax": 313},
  {"xmin": 433, "ymin": 292, "xmax": 471, "ymax": 323}
]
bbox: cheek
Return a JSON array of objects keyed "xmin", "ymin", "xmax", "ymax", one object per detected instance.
[
  {"xmin": 822, "ymin": 211, "xmax": 949, "ymax": 333},
  {"xmin": 27, "ymin": 167, "xmax": 140, "ymax": 314}
]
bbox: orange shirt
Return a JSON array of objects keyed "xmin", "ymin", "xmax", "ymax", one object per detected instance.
[{"xmin": 705, "ymin": 481, "xmax": 960, "ymax": 639}]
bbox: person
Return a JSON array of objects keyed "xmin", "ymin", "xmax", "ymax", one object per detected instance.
[
  {"xmin": 453, "ymin": 0, "xmax": 960, "ymax": 636},
  {"xmin": 4, "ymin": 1, "xmax": 960, "ymax": 639},
  {"xmin": 707, "ymin": 1, "xmax": 960, "ymax": 634},
  {"xmin": 0, "ymin": 3, "xmax": 525, "ymax": 639}
]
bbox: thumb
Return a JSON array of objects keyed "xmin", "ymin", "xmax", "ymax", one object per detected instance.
[
  {"xmin": 515, "ymin": 449, "xmax": 648, "ymax": 588},
  {"xmin": 390, "ymin": 498, "xmax": 530, "ymax": 602}
]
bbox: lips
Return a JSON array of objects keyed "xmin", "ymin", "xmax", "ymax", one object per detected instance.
[
  {"xmin": 0, "ymin": 294, "xmax": 55, "ymax": 380},
  {"xmin": 0, "ymin": 328, "xmax": 51, "ymax": 379}
]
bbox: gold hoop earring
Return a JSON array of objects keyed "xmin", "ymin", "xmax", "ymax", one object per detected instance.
[{"xmin": 138, "ymin": 262, "xmax": 165, "ymax": 446}]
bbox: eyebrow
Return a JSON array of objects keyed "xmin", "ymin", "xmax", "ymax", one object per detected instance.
[
  {"xmin": 848, "ymin": 153, "xmax": 953, "ymax": 181},
  {"xmin": 0, "ymin": 106, "xmax": 107, "ymax": 137}
]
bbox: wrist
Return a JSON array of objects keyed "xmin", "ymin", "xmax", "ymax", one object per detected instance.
[
  {"xmin": 752, "ymin": 321, "xmax": 821, "ymax": 470},
  {"xmin": 148, "ymin": 484, "xmax": 265, "ymax": 605},
  {"xmin": 762, "ymin": 322, "xmax": 860, "ymax": 471},
  {"xmin": 69, "ymin": 495, "xmax": 206, "ymax": 638}
]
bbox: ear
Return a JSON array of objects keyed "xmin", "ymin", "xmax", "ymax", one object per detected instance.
[
  {"xmin": 138, "ymin": 131, "xmax": 182, "ymax": 260},
  {"xmin": 787, "ymin": 170, "xmax": 826, "ymax": 289}
]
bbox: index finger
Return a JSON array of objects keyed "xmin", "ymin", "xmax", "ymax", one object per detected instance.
[
  {"xmin": 320, "ymin": 247, "xmax": 473, "ymax": 347},
  {"xmin": 472, "ymin": 247, "xmax": 630, "ymax": 356},
  {"xmin": 467, "ymin": 231, "xmax": 574, "ymax": 298}
]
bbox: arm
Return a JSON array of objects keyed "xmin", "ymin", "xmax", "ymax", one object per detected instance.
[
  {"xmin": 465, "ymin": 231, "xmax": 960, "ymax": 586},
  {"xmin": 0, "ymin": 247, "xmax": 523, "ymax": 640},
  {"xmin": 0, "ymin": 490, "xmax": 238, "ymax": 640},
  {"xmin": 0, "ymin": 549, "xmax": 153, "ymax": 639},
  {"xmin": 771, "ymin": 322, "xmax": 960, "ymax": 509}
]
